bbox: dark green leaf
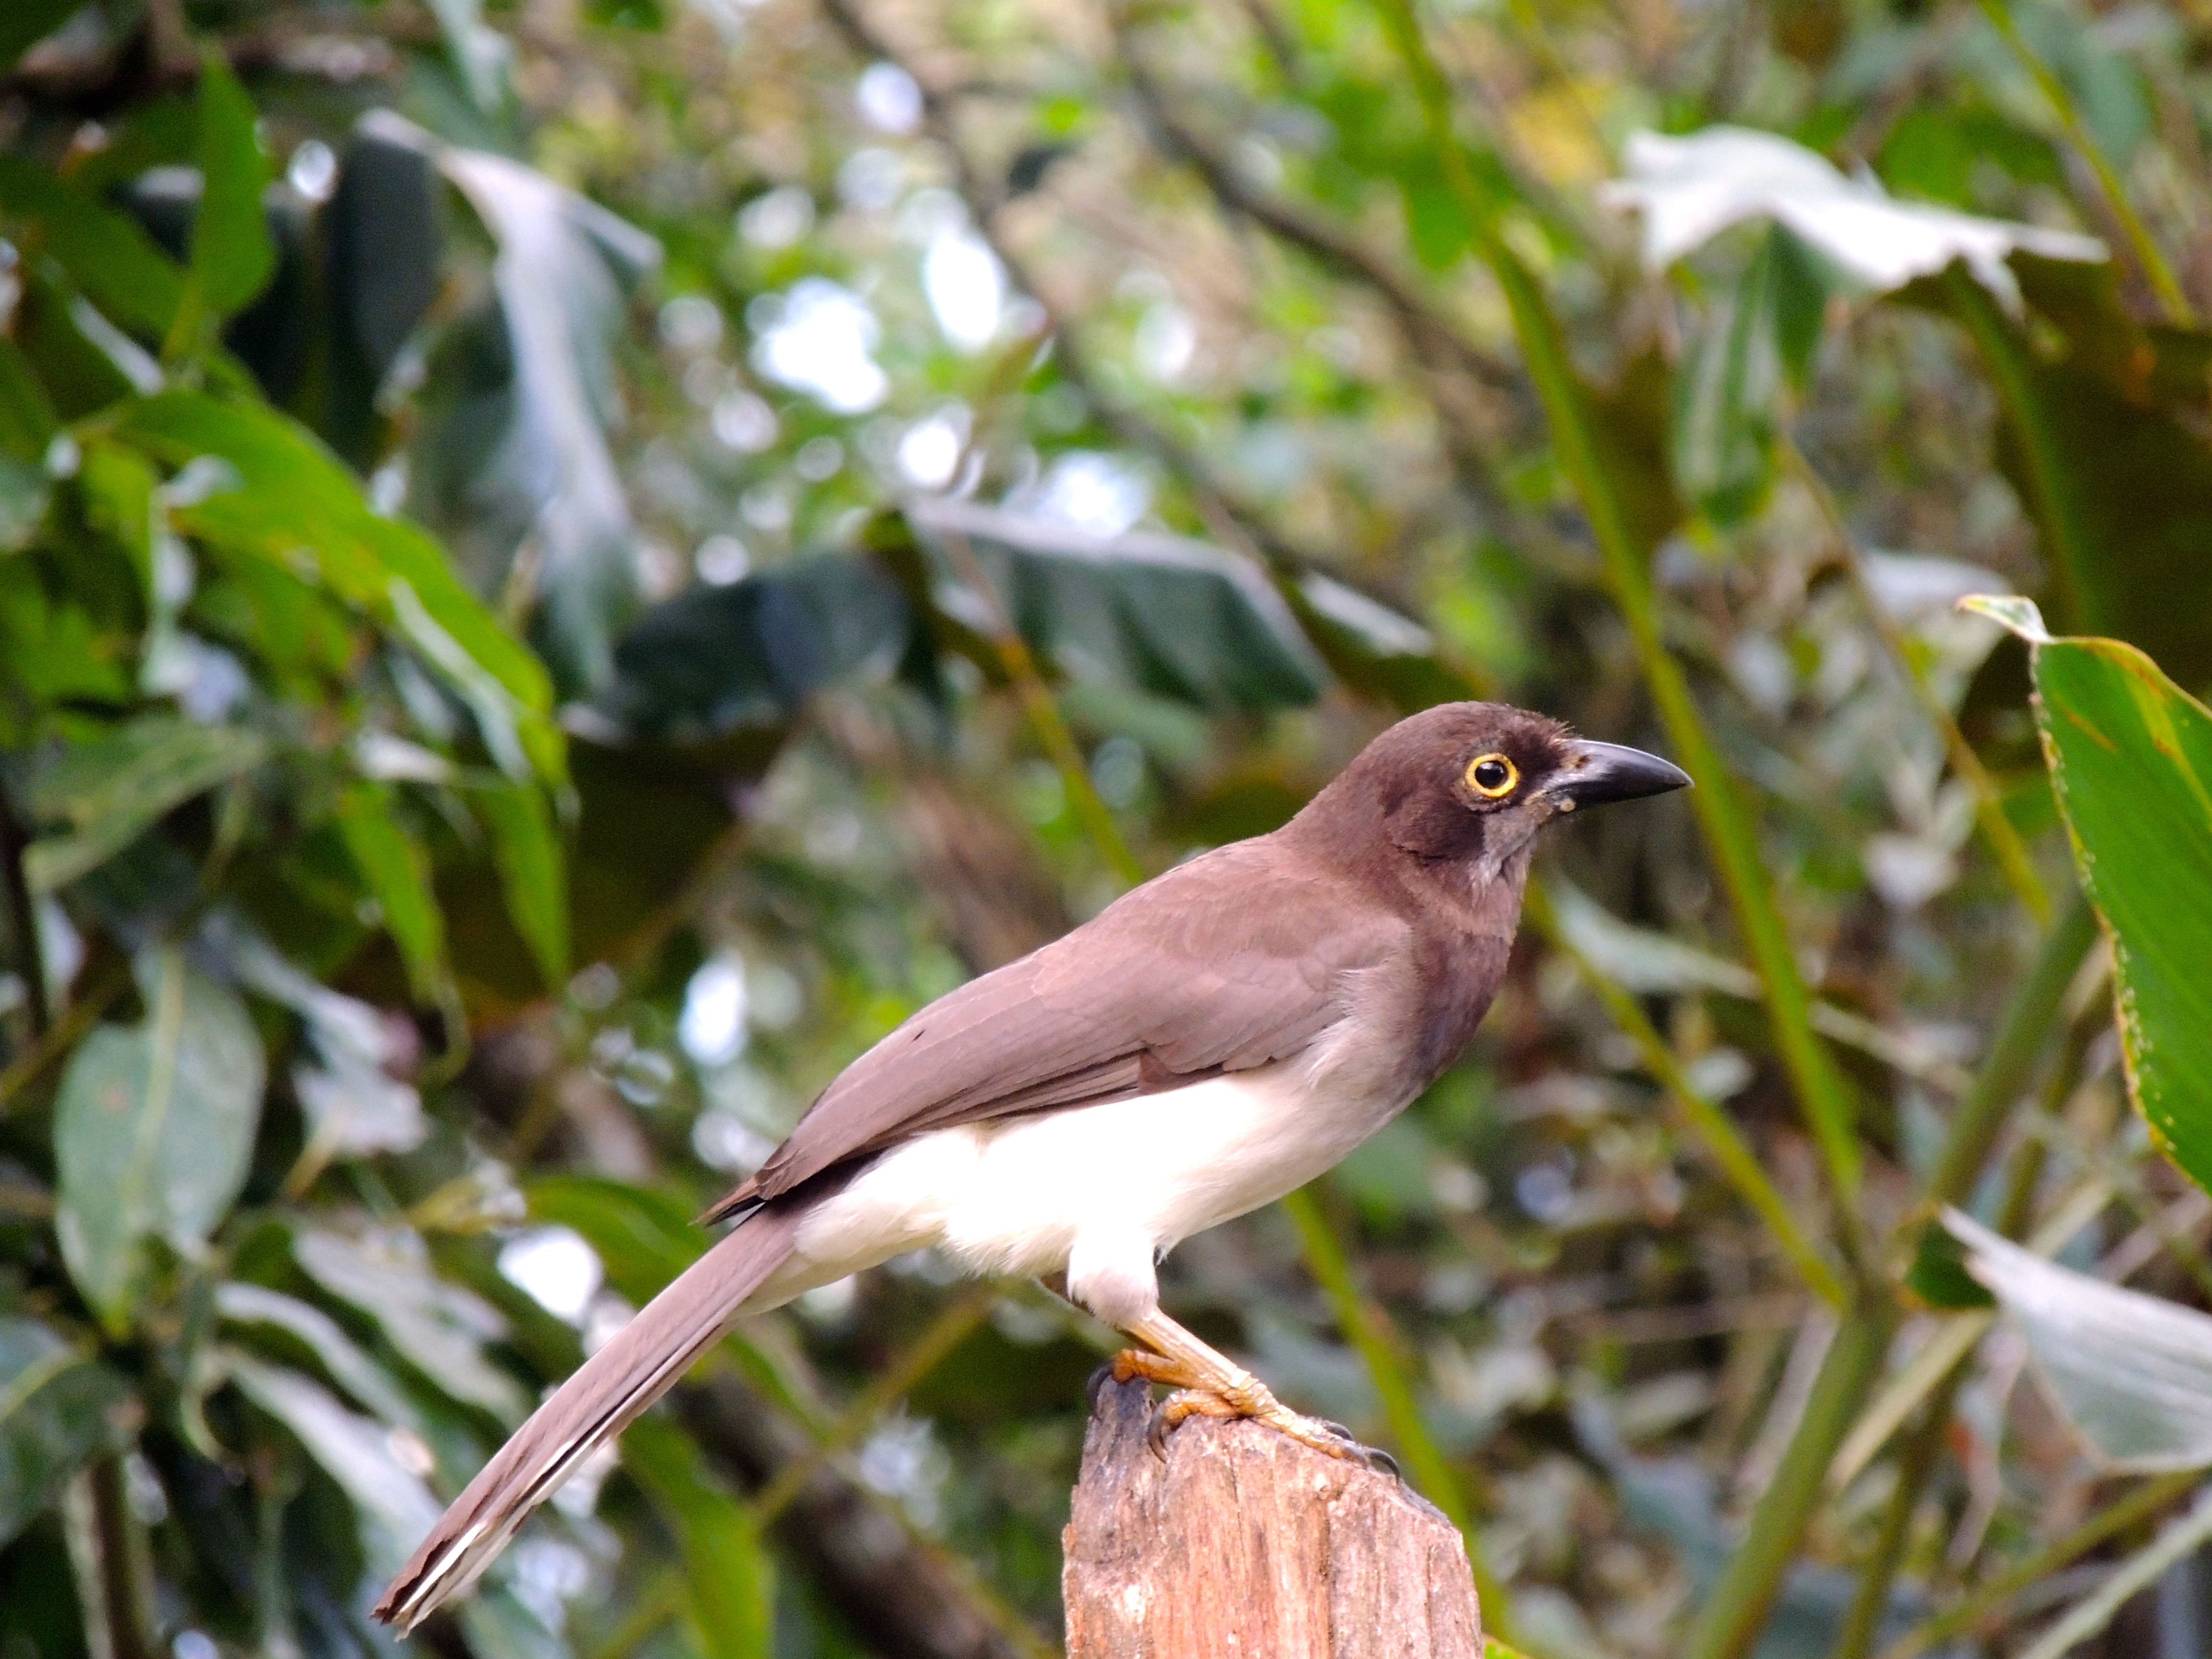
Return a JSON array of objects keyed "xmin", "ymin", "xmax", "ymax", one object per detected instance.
[
  {"xmin": 24, "ymin": 715, "xmax": 267, "ymax": 891},
  {"xmin": 336, "ymin": 782, "xmax": 446, "ymax": 1000},
  {"xmin": 1905, "ymin": 1218, "xmax": 1995, "ymax": 1310},
  {"xmin": 183, "ymin": 51, "xmax": 276, "ymax": 330},
  {"xmin": 0, "ymin": 156, "xmax": 185, "ymax": 336},
  {"xmin": 473, "ymin": 781, "xmax": 568, "ymax": 990},
  {"xmin": 907, "ymin": 498, "xmax": 1330, "ymax": 712},
  {"xmin": 1970, "ymin": 597, "xmax": 2212, "ymax": 1198},
  {"xmin": 0, "ymin": 1316, "xmax": 133, "ymax": 1549},
  {"xmin": 54, "ymin": 947, "xmax": 267, "ymax": 1328},
  {"xmin": 604, "ymin": 551, "xmax": 909, "ymax": 738}
]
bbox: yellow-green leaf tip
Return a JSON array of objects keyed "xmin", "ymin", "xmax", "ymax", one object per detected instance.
[{"xmin": 1959, "ymin": 593, "xmax": 2050, "ymax": 642}]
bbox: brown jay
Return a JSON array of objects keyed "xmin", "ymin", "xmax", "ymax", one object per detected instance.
[{"xmin": 376, "ymin": 701, "xmax": 1688, "ymax": 1628}]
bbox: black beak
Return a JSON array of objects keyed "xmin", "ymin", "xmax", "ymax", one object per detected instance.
[{"xmin": 1552, "ymin": 740, "xmax": 1692, "ymax": 809}]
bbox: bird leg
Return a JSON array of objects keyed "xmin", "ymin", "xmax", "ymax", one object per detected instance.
[{"xmin": 1111, "ymin": 1309, "xmax": 1370, "ymax": 1464}]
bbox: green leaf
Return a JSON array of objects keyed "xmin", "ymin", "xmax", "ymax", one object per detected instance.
[
  {"xmin": 904, "ymin": 499, "xmax": 1329, "ymax": 712},
  {"xmin": 177, "ymin": 51, "xmax": 276, "ymax": 337},
  {"xmin": 1905, "ymin": 1218, "xmax": 1996, "ymax": 1310},
  {"xmin": 54, "ymin": 947, "xmax": 268, "ymax": 1329},
  {"xmin": 0, "ymin": 156, "xmax": 185, "ymax": 336},
  {"xmin": 23, "ymin": 714, "xmax": 267, "ymax": 891},
  {"xmin": 0, "ymin": 1316, "xmax": 133, "ymax": 1549},
  {"xmin": 224, "ymin": 1354, "xmax": 441, "ymax": 1574},
  {"xmin": 1968, "ymin": 596, "xmax": 2212, "ymax": 1197},
  {"xmin": 293, "ymin": 1227, "xmax": 529, "ymax": 1421},
  {"xmin": 0, "ymin": 1, "xmax": 86, "ymax": 72},
  {"xmin": 622, "ymin": 1416, "xmax": 775, "ymax": 1659},
  {"xmin": 215, "ymin": 1281, "xmax": 427, "ymax": 1432},
  {"xmin": 336, "ymin": 782, "xmax": 447, "ymax": 1000},
  {"xmin": 111, "ymin": 392, "xmax": 562, "ymax": 781},
  {"xmin": 473, "ymin": 781, "xmax": 568, "ymax": 990}
]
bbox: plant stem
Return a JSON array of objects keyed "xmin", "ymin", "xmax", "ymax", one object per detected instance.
[
  {"xmin": 1526, "ymin": 882, "xmax": 1849, "ymax": 1310},
  {"xmin": 1873, "ymin": 1467, "xmax": 2202, "ymax": 1659},
  {"xmin": 1681, "ymin": 1294, "xmax": 1899, "ymax": 1659},
  {"xmin": 1829, "ymin": 1368, "xmax": 1966, "ymax": 1659},
  {"xmin": 1972, "ymin": 0, "xmax": 2193, "ymax": 325},
  {"xmin": 1280, "ymin": 1185, "xmax": 1518, "ymax": 1635},
  {"xmin": 1783, "ymin": 443, "xmax": 2049, "ymax": 924},
  {"xmin": 1922, "ymin": 894, "xmax": 2096, "ymax": 1209},
  {"xmin": 1371, "ymin": 0, "xmax": 1868, "ymax": 1227}
]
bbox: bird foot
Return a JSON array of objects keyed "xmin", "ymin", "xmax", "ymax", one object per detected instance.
[{"xmin": 1100, "ymin": 1347, "xmax": 1374, "ymax": 1466}]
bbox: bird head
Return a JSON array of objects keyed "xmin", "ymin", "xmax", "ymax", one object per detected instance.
[{"xmin": 1299, "ymin": 702, "xmax": 1691, "ymax": 874}]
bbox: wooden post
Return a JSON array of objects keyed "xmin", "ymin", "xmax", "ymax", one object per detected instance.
[{"xmin": 1063, "ymin": 1378, "xmax": 1483, "ymax": 1657}]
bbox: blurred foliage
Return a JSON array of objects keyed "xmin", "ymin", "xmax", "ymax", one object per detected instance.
[{"xmin": 5, "ymin": 1, "xmax": 2212, "ymax": 1659}]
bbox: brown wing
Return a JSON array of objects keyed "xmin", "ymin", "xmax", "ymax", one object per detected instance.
[{"xmin": 707, "ymin": 838, "xmax": 1407, "ymax": 1216}]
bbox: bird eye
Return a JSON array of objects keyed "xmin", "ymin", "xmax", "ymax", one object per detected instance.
[{"xmin": 1466, "ymin": 753, "xmax": 1518, "ymax": 798}]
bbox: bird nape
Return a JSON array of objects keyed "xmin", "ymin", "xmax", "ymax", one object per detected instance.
[{"xmin": 374, "ymin": 700, "xmax": 1690, "ymax": 1629}]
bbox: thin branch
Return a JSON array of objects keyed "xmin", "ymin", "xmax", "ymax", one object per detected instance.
[{"xmin": 0, "ymin": 777, "xmax": 50, "ymax": 1042}]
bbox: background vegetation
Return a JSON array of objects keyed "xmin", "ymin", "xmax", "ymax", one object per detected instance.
[{"xmin": 4, "ymin": 0, "xmax": 2212, "ymax": 1657}]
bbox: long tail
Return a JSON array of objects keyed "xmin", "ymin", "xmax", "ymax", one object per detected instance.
[{"xmin": 374, "ymin": 1202, "xmax": 806, "ymax": 1630}]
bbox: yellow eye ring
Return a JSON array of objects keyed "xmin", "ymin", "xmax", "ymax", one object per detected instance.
[{"xmin": 1466, "ymin": 753, "xmax": 1518, "ymax": 798}]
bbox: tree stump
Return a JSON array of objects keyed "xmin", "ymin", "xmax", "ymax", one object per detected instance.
[{"xmin": 1063, "ymin": 1378, "xmax": 1483, "ymax": 1658}]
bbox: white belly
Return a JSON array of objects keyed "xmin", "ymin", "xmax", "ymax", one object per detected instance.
[{"xmin": 742, "ymin": 1049, "xmax": 1408, "ymax": 1327}]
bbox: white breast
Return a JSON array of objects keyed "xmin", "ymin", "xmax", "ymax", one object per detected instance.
[{"xmin": 742, "ymin": 1031, "xmax": 1412, "ymax": 1327}]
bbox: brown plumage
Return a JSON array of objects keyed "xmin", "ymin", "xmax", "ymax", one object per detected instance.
[{"xmin": 375, "ymin": 702, "xmax": 1687, "ymax": 1629}]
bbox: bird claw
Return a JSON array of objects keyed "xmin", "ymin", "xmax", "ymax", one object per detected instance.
[{"xmin": 1085, "ymin": 1362, "xmax": 1118, "ymax": 1417}]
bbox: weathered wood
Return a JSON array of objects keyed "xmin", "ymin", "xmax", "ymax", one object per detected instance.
[{"xmin": 1063, "ymin": 1378, "xmax": 1482, "ymax": 1658}]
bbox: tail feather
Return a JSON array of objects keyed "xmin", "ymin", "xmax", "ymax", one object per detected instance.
[{"xmin": 374, "ymin": 1203, "xmax": 806, "ymax": 1630}]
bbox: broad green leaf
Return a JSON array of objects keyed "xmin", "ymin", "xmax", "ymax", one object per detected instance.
[
  {"xmin": 1968, "ymin": 596, "xmax": 2212, "ymax": 1197},
  {"xmin": 215, "ymin": 1282, "xmax": 427, "ymax": 1432},
  {"xmin": 224, "ymin": 1354, "xmax": 440, "ymax": 1573},
  {"xmin": 472, "ymin": 781, "xmax": 568, "ymax": 990},
  {"xmin": 623, "ymin": 1416, "xmax": 774, "ymax": 1659},
  {"xmin": 293, "ymin": 1227, "xmax": 529, "ymax": 1421},
  {"xmin": 0, "ymin": 1, "xmax": 85, "ymax": 72},
  {"xmin": 23, "ymin": 715, "xmax": 267, "ymax": 891},
  {"xmin": 180, "ymin": 52, "xmax": 276, "ymax": 332},
  {"xmin": 111, "ymin": 392, "xmax": 563, "ymax": 781},
  {"xmin": 54, "ymin": 948, "xmax": 267, "ymax": 1328},
  {"xmin": 0, "ymin": 1316, "xmax": 133, "ymax": 1549},
  {"xmin": 0, "ymin": 157, "xmax": 185, "ymax": 335},
  {"xmin": 604, "ymin": 551, "xmax": 907, "ymax": 737},
  {"xmin": 336, "ymin": 782, "xmax": 447, "ymax": 1000},
  {"xmin": 1945, "ymin": 1210, "xmax": 2212, "ymax": 1471}
]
